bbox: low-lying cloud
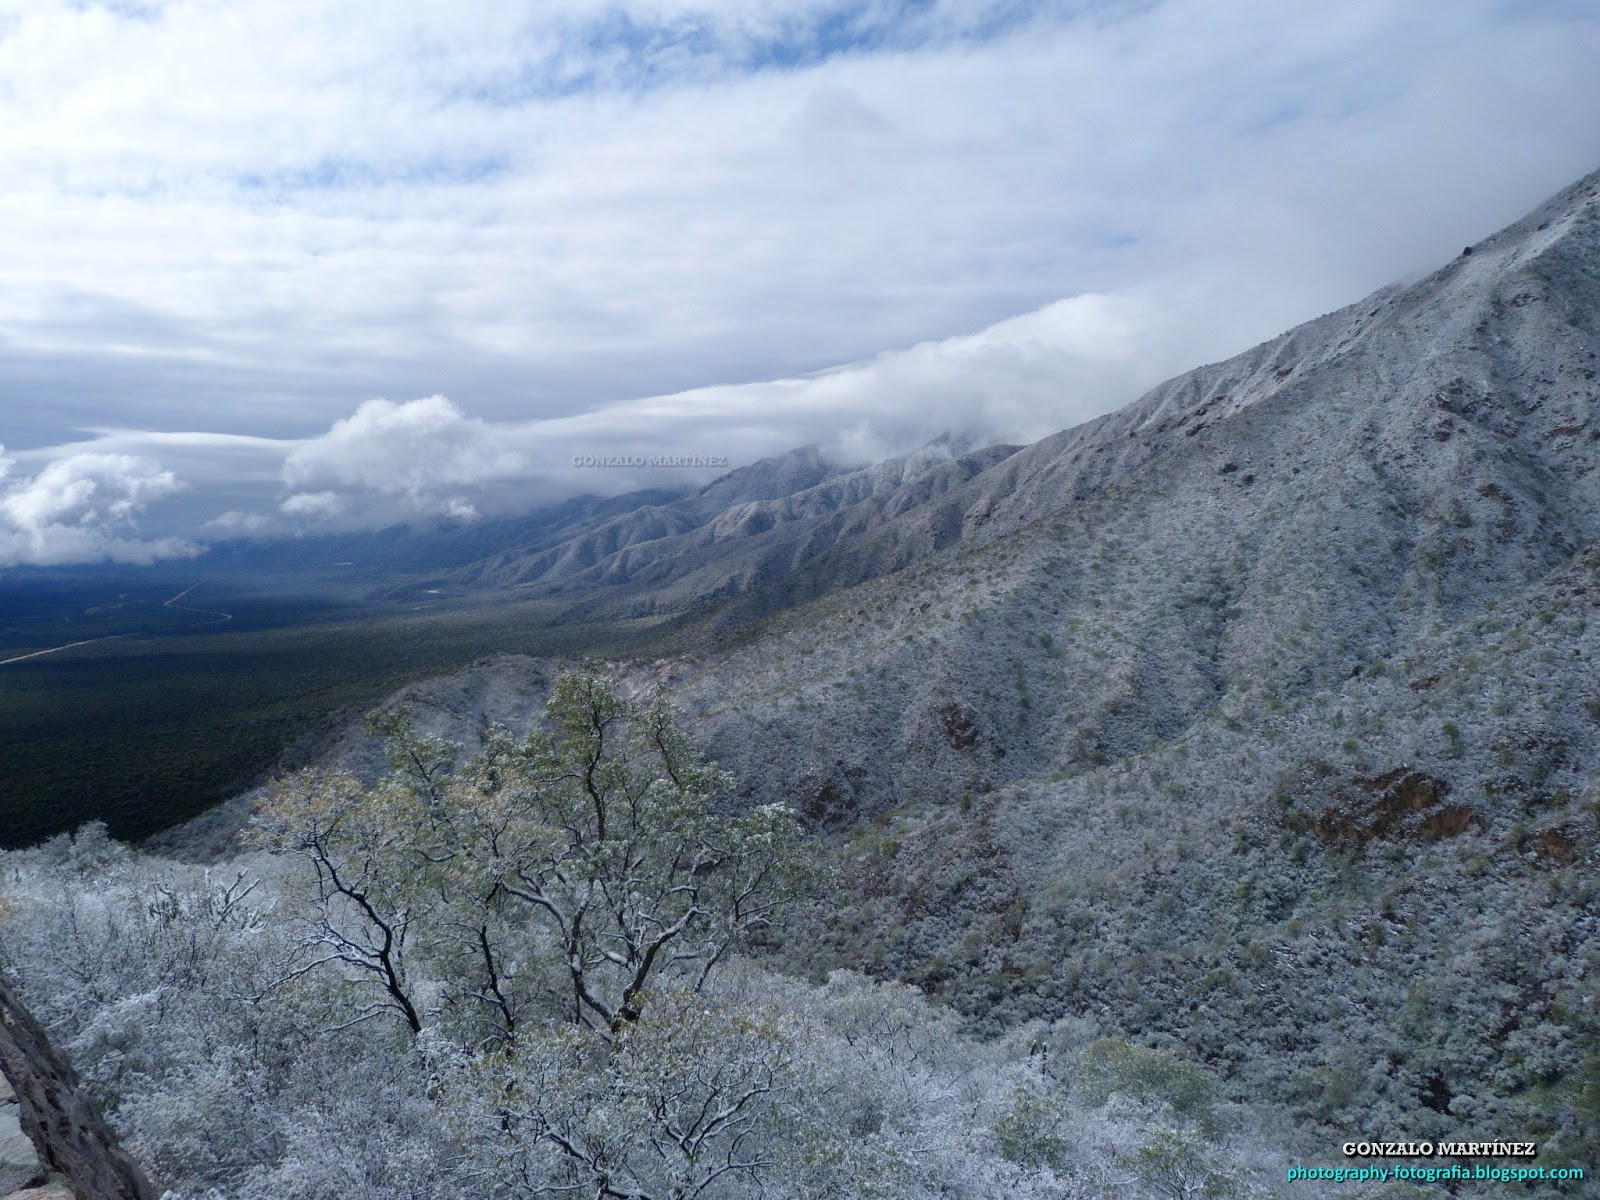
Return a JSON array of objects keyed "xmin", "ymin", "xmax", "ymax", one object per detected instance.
[
  {"xmin": 0, "ymin": 445, "xmax": 198, "ymax": 567},
  {"xmin": 281, "ymin": 396, "xmax": 525, "ymax": 521},
  {"xmin": 0, "ymin": 286, "xmax": 1187, "ymax": 556}
]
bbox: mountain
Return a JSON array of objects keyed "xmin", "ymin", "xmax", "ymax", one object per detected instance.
[
  {"xmin": 183, "ymin": 434, "xmax": 1027, "ymax": 628},
  {"xmin": 309, "ymin": 167, "xmax": 1598, "ymax": 650},
  {"xmin": 388, "ymin": 434, "xmax": 1022, "ymax": 616},
  {"xmin": 205, "ymin": 165, "xmax": 1600, "ymax": 1162},
  {"xmin": 190, "ymin": 486, "xmax": 690, "ymax": 576},
  {"xmin": 681, "ymin": 166, "xmax": 1600, "ymax": 807},
  {"xmin": 640, "ymin": 166, "xmax": 1600, "ymax": 1158}
]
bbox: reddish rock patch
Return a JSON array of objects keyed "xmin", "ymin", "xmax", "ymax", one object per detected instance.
[
  {"xmin": 1535, "ymin": 829, "xmax": 1582, "ymax": 864},
  {"xmin": 799, "ymin": 776, "xmax": 855, "ymax": 826},
  {"xmin": 1312, "ymin": 768, "xmax": 1482, "ymax": 847}
]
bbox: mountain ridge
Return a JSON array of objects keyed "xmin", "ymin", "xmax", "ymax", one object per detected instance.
[
  {"xmin": 94, "ymin": 164, "xmax": 1600, "ymax": 1184},
  {"xmin": 178, "ymin": 163, "xmax": 1600, "ymax": 1162}
]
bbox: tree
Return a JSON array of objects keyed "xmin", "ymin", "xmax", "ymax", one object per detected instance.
[
  {"xmin": 256, "ymin": 768, "xmax": 437, "ymax": 1034},
  {"xmin": 1131, "ymin": 1126, "xmax": 1241, "ymax": 1200},
  {"xmin": 257, "ymin": 669, "xmax": 808, "ymax": 1044},
  {"xmin": 454, "ymin": 671, "xmax": 806, "ymax": 1039},
  {"xmin": 451, "ymin": 988, "xmax": 800, "ymax": 1200},
  {"xmin": 260, "ymin": 669, "xmax": 813, "ymax": 1197}
]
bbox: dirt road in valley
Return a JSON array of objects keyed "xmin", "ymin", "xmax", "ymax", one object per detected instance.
[
  {"xmin": 159, "ymin": 584, "xmax": 233, "ymax": 626},
  {"xmin": 0, "ymin": 586, "xmax": 232, "ymax": 668}
]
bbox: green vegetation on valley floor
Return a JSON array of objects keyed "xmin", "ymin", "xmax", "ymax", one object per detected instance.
[{"xmin": 0, "ymin": 569, "xmax": 675, "ymax": 846}]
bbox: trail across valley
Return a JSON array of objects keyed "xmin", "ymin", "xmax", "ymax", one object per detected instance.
[
  {"xmin": 0, "ymin": 585, "xmax": 232, "ymax": 668},
  {"xmin": 0, "ymin": 633, "xmax": 135, "ymax": 666},
  {"xmin": 161, "ymin": 584, "xmax": 234, "ymax": 626}
]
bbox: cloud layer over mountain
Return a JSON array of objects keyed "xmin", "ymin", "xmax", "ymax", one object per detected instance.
[
  {"xmin": 4, "ymin": 292, "xmax": 1161, "ymax": 560},
  {"xmin": 2, "ymin": 0, "xmax": 1599, "ymax": 563},
  {"xmin": 0, "ymin": 445, "xmax": 195, "ymax": 566}
]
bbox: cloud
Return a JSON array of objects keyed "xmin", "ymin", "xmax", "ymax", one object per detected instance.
[
  {"xmin": 0, "ymin": 444, "xmax": 198, "ymax": 566},
  {"xmin": 279, "ymin": 491, "xmax": 346, "ymax": 520},
  {"xmin": 0, "ymin": 0, "xmax": 1596, "ymax": 464},
  {"xmin": 165, "ymin": 287, "xmax": 1196, "ymax": 532},
  {"xmin": 282, "ymin": 395, "xmax": 527, "ymax": 507},
  {"xmin": 5, "ymin": 286, "xmax": 1172, "ymax": 544},
  {"xmin": 204, "ymin": 509, "xmax": 271, "ymax": 533}
]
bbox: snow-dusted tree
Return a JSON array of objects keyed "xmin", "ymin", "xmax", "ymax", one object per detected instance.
[
  {"xmin": 447, "ymin": 986, "xmax": 804, "ymax": 1200},
  {"xmin": 256, "ymin": 669, "xmax": 817, "ymax": 1196},
  {"xmin": 255, "ymin": 767, "xmax": 438, "ymax": 1034},
  {"xmin": 258, "ymin": 669, "xmax": 808, "ymax": 1044},
  {"xmin": 450, "ymin": 669, "xmax": 807, "ymax": 1039}
]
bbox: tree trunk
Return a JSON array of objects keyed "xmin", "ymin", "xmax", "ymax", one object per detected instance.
[{"xmin": 0, "ymin": 970, "xmax": 157, "ymax": 1200}]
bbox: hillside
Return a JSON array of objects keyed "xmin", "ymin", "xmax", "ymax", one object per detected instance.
[
  {"xmin": 8, "ymin": 166, "xmax": 1600, "ymax": 1199},
  {"xmin": 385, "ymin": 435, "xmax": 1022, "ymax": 616},
  {"xmin": 648, "ymin": 165, "xmax": 1600, "ymax": 1159},
  {"xmin": 683, "ymin": 166, "xmax": 1600, "ymax": 814},
  {"xmin": 200, "ymin": 164, "xmax": 1600, "ymax": 1164}
]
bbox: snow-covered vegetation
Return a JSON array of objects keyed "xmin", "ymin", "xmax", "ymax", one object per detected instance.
[
  {"xmin": 1, "ymin": 674, "xmax": 1286, "ymax": 1199},
  {"xmin": 6, "ymin": 169, "xmax": 1600, "ymax": 1200}
]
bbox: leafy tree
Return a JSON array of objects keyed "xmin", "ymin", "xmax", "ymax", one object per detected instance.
[
  {"xmin": 1077, "ymin": 1037, "xmax": 1220, "ymax": 1135},
  {"xmin": 256, "ymin": 767, "xmax": 437, "ymax": 1034},
  {"xmin": 453, "ymin": 670, "xmax": 806, "ymax": 1040},
  {"xmin": 994, "ymin": 1082, "xmax": 1073, "ymax": 1170},
  {"xmin": 257, "ymin": 669, "xmax": 808, "ymax": 1044},
  {"xmin": 449, "ymin": 988, "xmax": 800, "ymax": 1200},
  {"xmin": 1132, "ymin": 1126, "xmax": 1241, "ymax": 1200}
]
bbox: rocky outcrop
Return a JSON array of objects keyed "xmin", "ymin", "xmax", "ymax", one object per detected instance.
[
  {"xmin": 1, "ymin": 1069, "xmax": 45, "ymax": 1196},
  {"xmin": 0, "ymin": 971, "xmax": 154, "ymax": 1200},
  {"xmin": 1312, "ymin": 768, "xmax": 1482, "ymax": 848}
]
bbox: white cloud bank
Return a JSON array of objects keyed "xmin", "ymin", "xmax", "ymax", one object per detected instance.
[
  {"xmin": 229, "ymin": 289, "xmax": 1183, "ymax": 533},
  {"xmin": 281, "ymin": 396, "xmax": 522, "ymax": 521},
  {"xmin": 1, "ymin": 285, "xmax": 1180, "ymax": 551},
  {"xmin": 0, "ymin": 445, "xmax": 198, "ymax": 566},
  {"xmin": 1, "ymin": 0, "xmax": 1598, "ymax": 458}
]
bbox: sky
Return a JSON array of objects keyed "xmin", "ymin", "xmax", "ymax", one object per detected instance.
[{"xmin": 1, "ymin": 0, "xmax": 1599, "ymax": 565}]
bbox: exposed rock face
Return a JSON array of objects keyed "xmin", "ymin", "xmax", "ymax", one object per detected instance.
[
  {"xmin": 0, "ymin": 972, "xmax": 155, "ymax": 1200},
  {"xmin": 1311, "ymin": 768, "xmax": 1482, "ymax": 847},
  {"xmin": 940, "ymin": 702, "xmax": 981, "ymax": 751},
  {"xmin": 1, "ymin": 1068, "xmax": 44, "ymax": 1196}
]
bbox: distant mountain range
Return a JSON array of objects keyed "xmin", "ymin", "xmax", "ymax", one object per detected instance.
[
  {"xmin": 195, "ymin": 434, "xmax": 1024, "ymax": 617},
  {"xmin": 201, "ymin": 164, "xmax": 1600, "ymax": 654}
]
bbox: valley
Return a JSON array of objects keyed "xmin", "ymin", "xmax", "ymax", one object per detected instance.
[{"xmin": 0, "ymin": 568, "xmax": 672, "ymax": 845}]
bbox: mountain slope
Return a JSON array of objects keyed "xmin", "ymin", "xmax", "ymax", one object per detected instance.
[
  {"xmin": 681, "ymin": 167, "xmax": 1600, "ymax": 790},
  {"xmin": 408, "ymin": 436, "xmax": 1022, "ymax": 615},
  {"xmin": 670, "ymin": 169, "xmax": 1600, "ymax": 647},
  {"xmin": 619, "ymin": 166, "xmax": 1600, "ymax": 1160},
  {"xmin": 170, "ymin": 165, "xmax": 1600, "ymax": 1162}
]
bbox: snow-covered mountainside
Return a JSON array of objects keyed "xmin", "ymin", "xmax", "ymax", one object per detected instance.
[
  {"xmin": 685, "ymin": 167, "xmax": 1600, "ymax": 810},
  {"xmin": 411, "ymin": 166, "xmax": 1600, "ymax": 637},
  {"xmin": 393, "ymin": 435, "xmax": 1021, "ymax": 616},
  {"xmin": 652, "ymin": 165, "xmax": 1600, "ymax": 1157},
  {"xmin": 13, "ymin": 166, "xmax": 1600, "ymax": 1197},
  {"xmin": 225, "ymin": 165, "xmax": 1600, "ymax": 1161}
]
